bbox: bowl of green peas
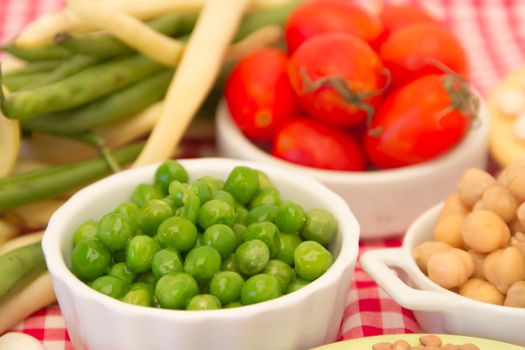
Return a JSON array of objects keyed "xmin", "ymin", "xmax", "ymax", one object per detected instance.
[{"xmin": 42, "ymin": 158, "xmax": 359, "ymax": 350}]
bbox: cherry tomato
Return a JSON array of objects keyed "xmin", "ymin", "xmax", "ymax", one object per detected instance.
[
  {"xmin": 379, "ymin": 4, "xmax": 440, "ymax": 38},
  {"xmin": 272, "ymin": 118, "xmax": 366, "ymax": 171},
  {"xmin": 285, "ymin": 0, "xmax": 384, "ymax": 52},
  {"xmin": 379, "ymin": 23, "xmax": 468, "ymax": 89},
  {"xmin": 225, "ymin": 48, "xmax": 297, "ymax": 142},
  {"xmin": 364, "ymin": 74, "xmax": 478, "ymax": 169},
  {"xmin": 288, "ymin": 32, "xmax": 385, "ymax": 127}
]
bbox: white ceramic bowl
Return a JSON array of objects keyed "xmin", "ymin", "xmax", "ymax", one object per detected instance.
[
  {"xmin": 42, "ymin": 158, "xmax": 360, "ymax": 350},
  {"xmin": 360, "ymin": 203, "xmax": 525, "ymax": 346},
  {"xmin": 216, "ymin": 99, "xmax": 489, "ymax": 239}
]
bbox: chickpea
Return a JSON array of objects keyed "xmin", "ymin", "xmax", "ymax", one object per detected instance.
[
  {"xmin": 433, "ymin": 214, "xmax": 465, "ymax": 249},
  {"xmin": 510, "ymin": 220, "xmax": 525, "ymax": 235},
  {"xmin": 439, "ymin": 193, "xmax": 469, "ymax": 219},
  {"xmin": 516, "ymin": 202, "xmax": 525, "ymax": 227},
  {"xmin": 511, "ymin": 232, "xmax": 525, "ymax": 259},
  {"xmin": 504, "ymin": 281, "xmax": 525, "ymax": 308},
  {"xmin": 442, "ymin": 345, "xmax": 459, "ymax": 350},
  {"xmin": 427, "ymin": 249, "xmax": 473, "ymax": 289},
  {"xmin": 459, "ymin": 278, "xmax": 504, "ymax": 305},
  {"xmin": 459, "ymin": 344, "xmax": 480, "ymax": 350},
  {"xmin": 471, "ymin": 200, "xmax": 484, "ymax": 212},
  {"xmin": 497, "ymin": 166, "xmax": 510, "ymax": 187},
  {"xmin": 468, "ymin": 250, "xmax": 486, "ymax": 280},
  {"xmin": 483, "ymin": 246, "xmax": 525, "ymax": 293},
  {"xmin": 373, "ymin": 343, "xmax": 393, "ymax": 350},
  {"xmin": 457, "ymin": 168, "xmax": 496, "ymax": 207},
  {"xmin": 392, "ymin": 340, "xmax": 410, "ymax": 350},
  {"xmin": 412, "ymin": 241, "xmax": 451, "ymax": 274},
  {"xmin": 419, "ymin": 335, "xmax": 441, "ymax": 347},
  {"xmin": 505, "ymin": 160, "xmax": 525, "ymax": 201},
  {"xmin": 461, "ymin": 210, "xmax": 510, "ymax": 253},
  {"xmin": 481, "ymin": 185, "xmax": 519, "ymax": 223}
]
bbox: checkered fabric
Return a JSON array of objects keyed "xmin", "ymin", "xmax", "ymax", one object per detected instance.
[{"xmin": 1, "ymin": 0, "xmax": 523, "ymax": 349}]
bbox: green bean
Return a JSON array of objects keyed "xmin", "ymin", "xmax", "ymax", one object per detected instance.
[
  {"xmin": 24, "ymin": 55, "xmax": 103, "ymax": 89},
  {"xmin": 3, "ymin": 72, "xmax": 50, "ymax": 91},
  {"xmin": 0, "ymin": 143, "xmax": 143, "ymax": 212},
  {"xmin": 1, "ymin": 55, "xmax": 163, "ymax": 119},
  {"xmin": 23, "ymin": 69, "xmax": 172, "ymax": 134},
  {"xmin": 54, "ymin": 13, "xmax": 198, "ymax": 58},
  {"xmin": 1, "ymin": 44, "xmax": 74, "ymax": 61},
  {"xmin": 3, "ymin": 60, "xmax": 63, "ymax": 78},
  {"xmin": 0, "ymin": 241, "xmax": 45, "ymax": 301}
]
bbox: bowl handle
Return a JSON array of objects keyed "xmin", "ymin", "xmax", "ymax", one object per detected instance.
[{"xmin": 360, "ymin": 248, "xmax": 458, "ymax": 314}]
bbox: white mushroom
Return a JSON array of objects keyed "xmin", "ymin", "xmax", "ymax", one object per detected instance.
[
  {"xmin": 0, "ymin": 332, "xmax": 45, "ymax": 350},
  {"xmin": 498, "ymin": 88, "xmax": 525, "ymax": 117}
]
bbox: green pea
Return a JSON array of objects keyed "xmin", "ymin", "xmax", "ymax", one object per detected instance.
[
  {"xmin": 212, "ymin": 190, "xmax": 236, "ymax": 208},
  {"xmin": 184, "ymin": 246, "xmax": 221, "ymax": 283},
  {"xmin": 241, "ymin": 274, "xmax": 281, "ymax": 305},
  {"xmin": 286, "ymin": 278, "xmax": 310, "ymax": 294},
  {"xmin": 244, "ymin": 222, "xmax": 280, "ymax": 257},
  {"xmin": 264, "ymin": 259, "xmax": 294, "ymax": 293},
  {"xmin": 256, "ymin": 170, "xmax": 273, "ymax": 190},
  {"xmin": 276, "ymin": 233, "xmax": 302, "ymax": 266},
  {"xmin": 73, "ymin": 219, "xmax": 98, "ymax": 246},
  {"xmin": 155, "ymin": 272, "xmax": 198, "ymax": 309},
  {"xmin": 195, "ymin": 233, "xmax": 204, "ymax": 247},
  {"xmin": 224, "ymin": 301, "xmax": 243, "ymax": 308},
  {"xmin": 121, "ymin": 282, "xmax": 154, "ymax": 307},
  {"xmin": 301, "ymin": 208, "xmax": 337, "ymax": 245},
  {"xmin": 137, "ymin": 271, "xmax": 157, "ymax": 287},
  {"xmin": 160, "ymin": 197, "xmax": 177, "ymax": 212},
  {"xmin": 151, "ymin": 248, "xmax": 184, "ymax": 279},
  {"xmin": 235, "ymin": 239, "xmax": 269, "ymax": 276},
  {"xmin": 125, "ymin": 235, "xmax": 158, "ymax": 273},
  {"xmin": 115, "ymin": 201, "xmax": 140, "ymax": 223},
  {"xmin": 168, "ymin": 181, "xmax": 188, "ymax": 207},
  {"xmin": 71, "ymin": 238, "xmax": 111, "ymax": 280},
  {"xmin": 156, "ymin": 216, "xmax": 197, "ymax": 252},
  {"xmin": 189, "ymin": 180, "xmax": 213, "ymax": 204},
  {"xmin": 186, "ymin": 294, "xmax": 221, "ymax": 310},
  {"xmin": 91, "ymin": 275, "xmax": 128, "ymax": 299},
  {"xmin": 209, "ymin": 271, "xmax": 244, "ymax": 304},
  {"xmin": 179, "ymin": 187, "xmax": 200, "ymax": 223},
  {"xmin": 112, "ymin": 249, "xmax": 126, "ymax": 263},
  {"xmin": 97, "ymin": 211, "xmax": 135, "ymax": 250},
  {"xmin": 108, "ymin": 262, "xmax": 136, "ymax": 286},
  {"xmin": 221, "ymin": 254, "xmax": 240, "ymax": 273},
  {"xmin": 203, "ymin": 224, "xmax": 236, "ymax": 259},
  {"xmin": 197, "ymin": 199, "xmax": 235, "ymax": 229},
  {"xmin": 245, "ymin": 204, "xmax": 278, "ymax": 225},
  {"xmin": 131, "ymin": 183, "xmax": 164, "ymax": 207},
  {"xmin": 154, "ymin": 160, "xmax": 188, "ymax": 192},
  {"xmin": 250, "ymin": 187, "xmax": 281, "ymax": 209},
  {"xmin": 224, "ymin": 166, "xmax": 259, "ymax": 205},
  {"xmin": 232, "ymin": 223, "xmax": 246, "ymax": 249},
  {"xmin": 294, "ymin": 241, "xmax": 333, "ymax": 281},
  {"xmin": 197, "ymin": 176, "xmax": 224, "ymax": 192},
  {"xmin": 275, "ymin": 201, "xmax": 306, "ymax": 234},
  {"xmin": 235, "ymin": 204, "xmax": 248, "ymax": 225},
  {"xmin": 137, "ymin": 199, "xmax": 173, "ymax": 236}
]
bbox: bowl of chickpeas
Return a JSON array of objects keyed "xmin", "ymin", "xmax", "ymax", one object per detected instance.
[
  {"xmin": 42, "ymin": 158, "xmax": 360, "ymax": 350},
  {"xmin": 360, "ymin": 161, "xmax": 525, "ymax": 347}
]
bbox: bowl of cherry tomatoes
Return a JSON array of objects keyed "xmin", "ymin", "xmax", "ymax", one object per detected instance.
[{"xmin": 216, "ymin": 0, "xmax": 489, "ymax": 239}]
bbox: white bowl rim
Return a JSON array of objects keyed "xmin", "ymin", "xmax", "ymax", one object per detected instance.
[
  {"xmin": 216, "ymin": 95, "xmax": 490, "ymax": 185},
  {"xmin": 401, "ymin": 202, "xmax": 525, "ymax": 316},
  {"xmin": 42, "ymin": 157, "xmax": 360, "ymax": 321}
]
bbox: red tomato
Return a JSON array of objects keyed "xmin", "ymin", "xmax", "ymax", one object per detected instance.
[
  {"xmin": 379, "ymin": 4, "xmax": 440, "ymax": 37},
  {"xmin": 225, "ymin": 48, "xmax": 298, "ymax": 142},
  {"xmin": 364, "ymin": 74, "xmax": 477, "ymax": 169},
  {"xmin": 272, "ymin": 118, "xmax": 366, "ymax": 171},
  {"xmin": 285, "ymin": 0, "xmax": 384, "ymax": 52},
  {"xmin": 379, "ymin": 23, "xmax": 468, "ymax": 89},
  {"xmin": 288, "ymin": 32, "xmax": 385, "ymax": 127}
]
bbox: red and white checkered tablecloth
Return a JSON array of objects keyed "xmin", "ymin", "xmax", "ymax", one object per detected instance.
[{"xmin": 1, "ymin": 0, "xmax": 524, "ymax": 349}]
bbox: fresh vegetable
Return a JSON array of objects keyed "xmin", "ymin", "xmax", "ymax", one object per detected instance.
[
  {"xmin": 0, "ymin": 109, "xmax": 19, "ymax": 178},
  {"xmin": 284, "ymin": 0, "xmax": 384, "ymax": 52},
  {"xmin": 379, "ymin": 23, "xmax": 468, "ymax": 89},
  {"xmin": 364, "ymin": 74, "xmax": 478, "ymax": 169},
  {"xmin": 272, "ymin": 118, "xmax": 366, "ymax": 171},
  {"xmin": 1, "ymin": 44, "xmax": 73, "ymax": 61},
  {"xmin": 378, "ymin": 4, "xmax": 440, "ymax": 38},
  {"xmin": 0, "ymin": 143, "xmax": 143, "ymax": 212},
  {"xmin": 68, "ymin": 162, "xmax": 337, "ymax": 309},
  {"xmin": 287, "ymin": 32, "xmax": 385, "ymax": 127},
  {"xmin": 0, "ymin": 241, "xmax": 45, "ymax": 301},
  {"xmin": 225, "ymin": 48, "xmax": 297, "ymax": 141}
]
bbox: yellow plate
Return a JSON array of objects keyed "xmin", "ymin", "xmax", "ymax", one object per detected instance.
[
  {"xmin": 488, "ymin": 66, "xmax": 525, "ymax": 168},
  {"xmin": 314, "ymin": 334, "xmax": 524, "ymax": 350}
]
